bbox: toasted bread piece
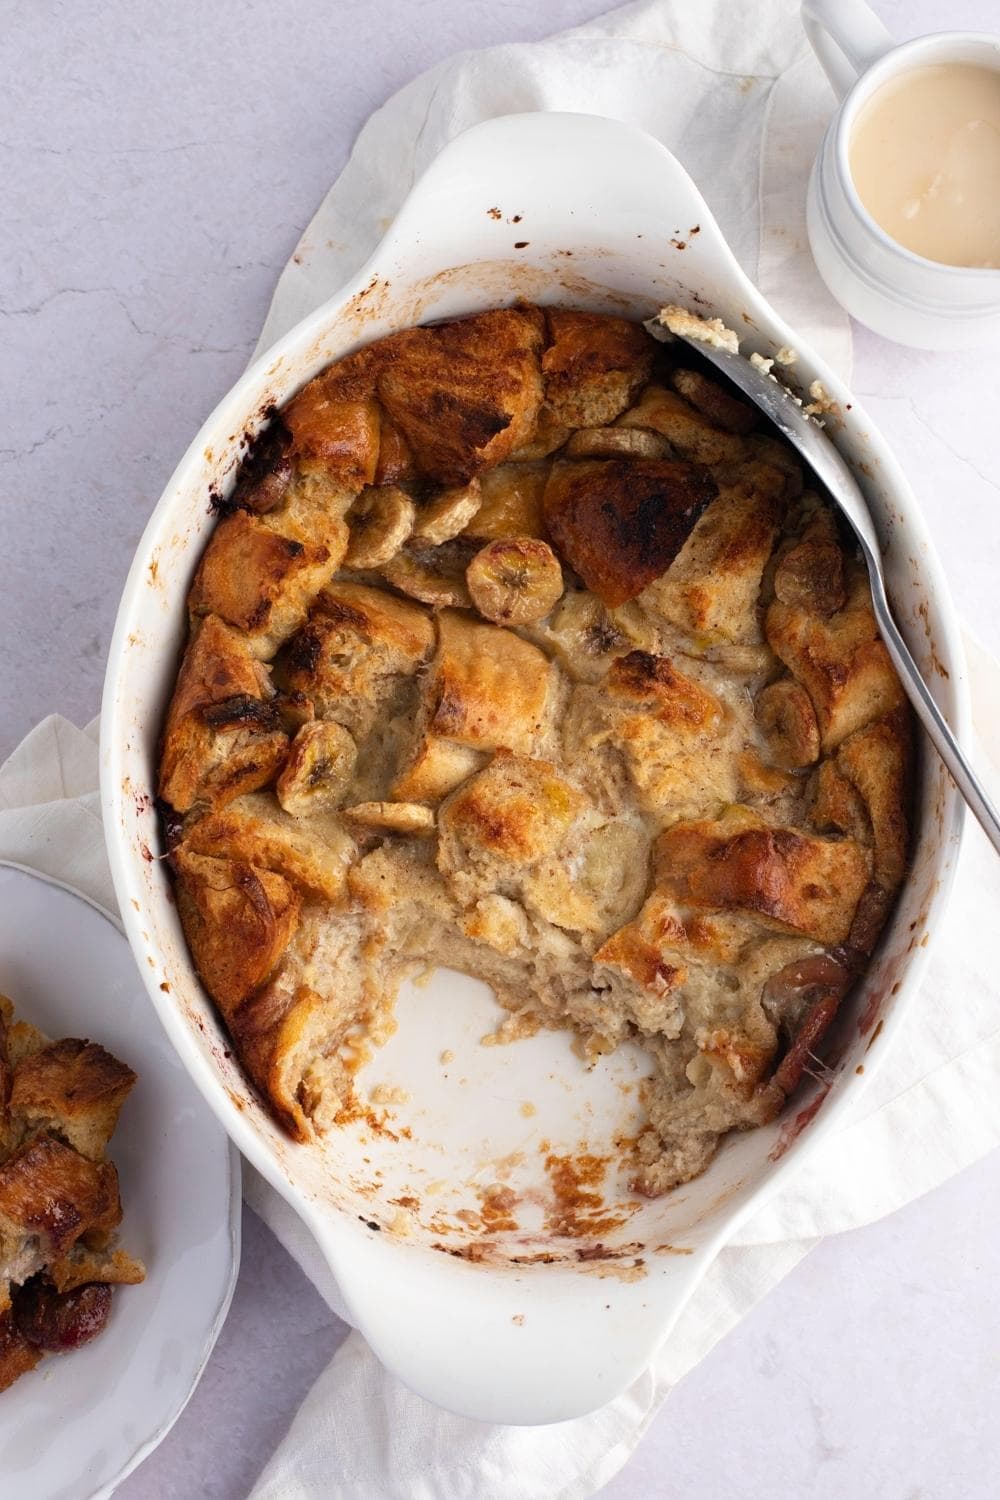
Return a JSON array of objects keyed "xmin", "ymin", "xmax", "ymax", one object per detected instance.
[
  {"xmin": 283, "ymin": 350, "xmax": 381, "ymax": 487},
  {"xmin": 173, "ymin": 847, "xmax": 302, "ymax": 1012},
  {"xmin": 766, "ymin": 562, "xmax": 906, "ymax": 751},
  {"xmin": 542, "ymin": 309, "xmax": 654, "ymax": 428},
  {"xmin": 158, "ymin": 614, "xmax": 288, "ymax": 815},
  {"xmin": 182, "ymin": 793, "xmax": 355, "ymax": 905},
  {"xmin": 809, "ymin": 759, "xmax": 871, "ymax": 843},
  {"xmin": 509, "ymin": 403, "xmax": 571, "ymax": 460},
  {"xmin": 836, "ymin": 711, "xmax": 911, "ymax": 892},
  {"xmin": 568, "ymin": 652, "xmax": 738, "ymax": 819},
  {"xmin": 280, "ymin": 582, "xmax": 434, "ymax": 735},
  {"xmin": 48, "ymin": 1243, "xmax": 146, "ymax": 1295},
  {"xmin": 438, "ymin": 753, "xmax": 646, "ymax": 941},
  {"xmin": 377, "ymin": 308, "xmax": 544, "ymax": 483},
  {"xmin": 389, "ymin": 734, "xmax": 485, "ymax": 804},
  {"xmin": 373, "ymin": 412, "xmax": 418, "ymax": 485},
  {"xmin": 230, "ymin": 903, "xmax": 379, "ymax": 1138},
  {"xmin": 188, "ymin": 507, "xmax": 345, "ymax": 660},
  {"xmin": 656, "ymin": 811, "xmax": 871, "ymax": 946},
  {"xmin": 543, "ymin": 458, "xmax": 717, "ymax": 606},
  {"xmin": 422, "ymin": 610, "xmax": 556, "ymax": 755},
  {"xmin": 10, "ymin": 1041, "xmax": 136, "ymax": 1163},
  {"xmin": 0, "ymin": 1135, "xmax": 121, "ymax": 1273},
  {"xmin": 230, "ymin": 981, "xmax": 340, "ymax": 1141},
  {"xmin": 639, "ymin": 463, "xmax": 787, "ymax": 644}
]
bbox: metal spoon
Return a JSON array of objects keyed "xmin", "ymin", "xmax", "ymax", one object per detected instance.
[{"xmin": 670, "ymin": 330, "xmax": 1000, "ymax": 856}]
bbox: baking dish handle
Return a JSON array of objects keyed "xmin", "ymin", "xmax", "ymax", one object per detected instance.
[
  {"xmin": 318, "ymin": 1215, "xmax": 715, "ymax": 1425},
  {"xmin": 373, "ymin": 110, "xmax": 733, "ymax": 280}
]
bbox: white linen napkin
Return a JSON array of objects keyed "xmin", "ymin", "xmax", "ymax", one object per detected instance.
[{"xmin": 4, "ymin": 2, "xmax": 1000, "ymax": 1495}]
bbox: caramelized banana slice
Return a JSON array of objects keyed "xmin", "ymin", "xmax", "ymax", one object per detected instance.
[
  {"xmin": 381, "ymin": 541, "xmax": 475, "ymax": 608},
  {"xmin": 564, "ymin": 427, "xmax": 674, "ymax": 461},
  {"xmin": 669, "ymin": 368, "xmax": 758, "ymax": 435},
  {"xmin": 344, "ymin": 801, "xmax": 435, "ymax": 835},
  {"xmin": 755, "ymin": 679, "xmax": 821, "ymax": 770},
  {"xmin": 344, "ymin": 485, "xmax": 416, "ymax": 570},
  {"xmin": 276, "ymin": 721, "xmax": 358, "ymax": 817},
  {"xmin": 466, "ymin": 538, "xmax": 564, "ymax": 625},
  {"xmin": 412, "ymin": 479, "xmax": 482, "ymax": 545}
]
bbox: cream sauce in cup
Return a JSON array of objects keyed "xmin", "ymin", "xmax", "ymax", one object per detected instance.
[{"xmin": 849, "ymin": 63, "xmax": 1000, "ymax": 268}]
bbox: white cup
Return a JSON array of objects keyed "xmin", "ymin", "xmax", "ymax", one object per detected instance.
[{"xmin": 803, "ymin": 0, "xmax": 1000, "ymax": 348}]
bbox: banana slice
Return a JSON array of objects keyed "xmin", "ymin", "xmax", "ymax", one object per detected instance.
[
  {"xmin": 276, "ymin": 721, "xmax": 358, "ymax": 817},
  {"xmin": 344, "ymin": 800, "xmax": 435, "ymax": 835},
  {"xmin": 344, "ymin": 485, "xmax": 416, "ymax": 569},
  {"xmin": 755, "ymin": 678, "xmax": 820, "ymax": 769},
  {"xmin": 670, "ymin": 368, "xmax": 757, "ymax": 435},
  {"xmin": 537, "ymin": 589, "xmax": 653, "ymax": 680},
  {"xmin": 466, "ymin": 537, "xmax": 564, "ymax": 625},
  {"xmin": 381, "ymin": 541, "xmax": 474, "ymax": 608},
  {"xmin": 412, "ymin": 478, "xmax": 482, "ymax": 545},
  {"xmin": 564, "ymin": 427, "xmax": 674, "ymax": 460}
]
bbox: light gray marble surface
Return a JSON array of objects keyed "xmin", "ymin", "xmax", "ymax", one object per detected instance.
[{"xmin": 3, "ymin": 1, "xmax": 999, "ymax": 1495}]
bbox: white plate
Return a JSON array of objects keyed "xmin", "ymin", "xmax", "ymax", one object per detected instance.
[{"xmin": 0, "ymin": 865, "xmax": 240, "ymax": 1500}]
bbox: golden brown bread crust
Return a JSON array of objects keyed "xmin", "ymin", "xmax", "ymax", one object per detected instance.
[
  {"xmin": 465, "ymin": 462, "xmax": 550, "ymax": 541},
  {"xmin": 655, "ymin": 814, "xmax": 871, "ymax": 946},
  {"xmin": 669, "ymin": 368, "xmax": 758, "ymax": 436},
  {"xmin": 638, "ymin": 464, "xmax": 788, "ymax": 644},
  {"xmin": 422, "ymin": 610, "xmax": 555, "ymax": 756},
  {"xmin": 182, "ymin": 793, "xmax": 356, "ymax": 904},
  {"xmin": 0, "ymin": 999, "xmax": 144, "ymax": 1391},
  {"xmin": 280, "ymin": 581, "xmax": 434, "ymax": 732},
  {"xmin": 226, "ymin": 982, "xmax": 328, "ymax": 1141},
  {"xmin": 766, "ymin": 561, "xmax": 906, "ymax": 751},
  {"xmin": 283, "ymin": 350, "xmax": 382, "ymax": 486},
  {"xmin": 542, "ymin": 309, "xmax": 654, "ymax": 428},
  {"xmin": 543, "ymin": 458, "xmax": 717, "ymax": 606},
  {"xmin": 376, "ymin": 307, "xmax": 544, "ymax": 483},
  {"xmin": 160, "ymin": 304, "xmax": 914, "ymax": 1196},
  {"xmin": 159, "ymin": 614, "xmax": 288, "ymax": 815},
  {"xmin": 0, "ymin": 1135, "xmax": 121, "ymax": 1259},
  {"xmin": 48, "ymin": 1244, "xmax": 146, "ymax": 1295},
  {"xmin": 173, "ymin": 847, "xmax": 302, "ymax": 1012},
  {"xmin": 10, "ymin": 1041, "xmax": 136, "ymax": 1163},
  {"xmin": 188, "ymin": 508, "xmax": 345, "ymax": 660}
]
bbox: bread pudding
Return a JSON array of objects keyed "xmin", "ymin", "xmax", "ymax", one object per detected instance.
[
  {"xmin": 0, "ymin": 994, "xmax": 145, "ymax": 1392},
  {"xmin": 157, "ymin": 304, "xmax": 911, "ymax": 1196}
]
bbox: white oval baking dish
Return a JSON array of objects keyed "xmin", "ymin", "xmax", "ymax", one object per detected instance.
[{"xmin": 101, "ymin": 112, "xmax": 967, "ymax": 1425}]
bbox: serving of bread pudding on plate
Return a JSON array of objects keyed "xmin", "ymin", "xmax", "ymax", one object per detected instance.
[
  {"xmin": 0, "ymin": 994, "xmax": 145, "ymax": 1392},
  {"xmin": 157, "ymin": 303, "xmax": 912, "ymax": 1196}
]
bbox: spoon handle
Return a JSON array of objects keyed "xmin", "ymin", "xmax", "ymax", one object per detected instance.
[{"xmin": 867, "ymin": 559, "xmax": 1000, "ymax": 856}]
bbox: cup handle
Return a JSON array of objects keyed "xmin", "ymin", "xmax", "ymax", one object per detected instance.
[{"xmin": 801, "ymin": 0, "xmax": 893, "ymax": 99}]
